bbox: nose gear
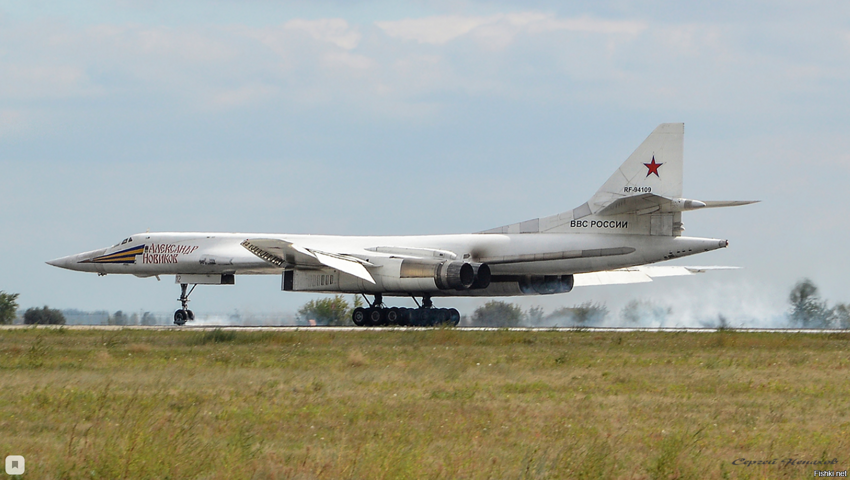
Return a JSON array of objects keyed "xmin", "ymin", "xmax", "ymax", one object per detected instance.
[{"xmin": 173, "ymin": 283, "xmax": 196, "ymax": 326}]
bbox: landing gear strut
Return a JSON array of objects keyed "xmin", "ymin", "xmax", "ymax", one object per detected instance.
[
  {"xmin": 173, "ymin": 283, "xmax": 196, "ymax": 326},
  {"xmin": 351, "ymin": 294, "xmax": 460, "ymax": 328}
]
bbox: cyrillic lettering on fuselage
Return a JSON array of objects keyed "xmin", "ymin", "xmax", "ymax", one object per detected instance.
[
  {"xmin": 569, "ymin": 220, "xmax": 629, "ymax": 229},
  {"xmin": 142, "ymin": 244, "xmax": 199, "ymax": 264}
]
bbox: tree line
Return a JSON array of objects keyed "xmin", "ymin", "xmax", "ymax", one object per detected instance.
[
  {"xmin": 2, "ymin": 277, "xmax": 848, "ymax": 328},
  {"xmin": 0, "ymin": 292, "xmax": 163, "ymax": 326},
  {"xmin": 0, "ymin": 293, "xmax": 67, "ymax": 325},
  {"xmin": 294, "ymin": 278, "xmax": 849, "ymax": 328},
  {"xmin": 788, "ymin": 278, "xmax": 849, "ymax": 329}
]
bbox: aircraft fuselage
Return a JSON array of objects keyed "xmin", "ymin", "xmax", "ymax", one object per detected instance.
[{"xmin": 48, "ymin": 231, "xmax": 726, "ymax": 296}]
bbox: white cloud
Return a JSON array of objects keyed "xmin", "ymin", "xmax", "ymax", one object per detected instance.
[
  {"xmin": 376, "ymin": 12, "xmax": 647, "ymax": 47},
  {"xmin": 0, "ymin": 20, "xmax": 379, "ymax": 113},
  {"xmin": 88, "ymin": 25, "xmax": 238, "ymax": 63},
  {"xmin": 0, "ymin": 11, "xmax": 846, "ymax": 122},
  {"xmin": 283, "ymin": 18, "xmax": 360, "ymax": 50},
  {"xmin": 527, "ymin": 15, "xmax": 647, "ymax": 35},
  {"xmin": 376, "ymin": 15, "xmax": 493, "ymax": 45}
]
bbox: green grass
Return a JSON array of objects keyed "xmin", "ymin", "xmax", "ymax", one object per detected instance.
[{"xmin": 0, "ymin": 327, "xmax": 848, "ymax": 479}]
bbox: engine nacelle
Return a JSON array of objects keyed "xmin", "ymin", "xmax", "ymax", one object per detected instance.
[
  {"xmin": 283, "ymin": 259, "xmax": 492, "ymax": 293},
  {"xmin": 470, "ymin": 263, "xmax": 491, "ymax": 289},
  {"xmin": 518, "ymin": 274, "xmax": 574, "ymax": 295},
  {"xmin": 434, "ymin": 261, "xmax": 474, "ymax": 290},
  {"xmin": 410, "ymin": 260, "xmax": 490, "ymax": 290}
]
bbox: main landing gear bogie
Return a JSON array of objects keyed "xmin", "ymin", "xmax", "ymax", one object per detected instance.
[
  {"xmin": 351, "ymin": 306, "xmax": 460, "ymax": 327},
  {"xmin": 351, "ymin": 294, "xmax": 460, "ymax": 327}
]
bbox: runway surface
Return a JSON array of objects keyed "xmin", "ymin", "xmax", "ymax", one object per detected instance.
[{"xmin": 1, "ymin": 325, "xmax": 846, "ymax": 334}]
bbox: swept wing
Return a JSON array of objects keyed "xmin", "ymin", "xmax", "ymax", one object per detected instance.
[
  {"xmin": 574, "ymin": 266, "xmax": 738, "ymax": 286},
  {"xmin": 241, "ymin": 239, "xmax": 377, "ymax": 284}
]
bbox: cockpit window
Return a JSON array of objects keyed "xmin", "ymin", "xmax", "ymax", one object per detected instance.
[{"xmin": 113, "ymin": 237, "xmax": 133, "ymax": 248}]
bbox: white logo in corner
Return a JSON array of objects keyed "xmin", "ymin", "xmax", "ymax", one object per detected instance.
[{"xmin": 5, "ymin": 455, "xmax": 25, "ymax": 475}]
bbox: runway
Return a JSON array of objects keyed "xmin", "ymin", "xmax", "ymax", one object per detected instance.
[{"xmin": 1, "ymin": 325, "xmax": 846, "ymax": 334}]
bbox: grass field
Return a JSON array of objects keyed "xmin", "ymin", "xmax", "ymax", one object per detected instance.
[{"xmin": 1, "ymin": 327, "xmax": 848, "ymax": 479}]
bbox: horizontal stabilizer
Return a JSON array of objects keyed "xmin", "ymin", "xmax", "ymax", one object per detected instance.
[
  {"xmin": 596, "ymin": 196, "xmax": 758, "ymax": 217},
  {"xmin": 574, "ymin": 265, "xmax": 738, "ymax": 286},
  {"xmin": 595, "ymin": 193, "xmax": 665, "ymax": 216},
  {"xmin": 702, "ymin": 200, "xmax": 760, "ymax": 208},
  {"xmin": 596, "ymin": 193, "xmax": 708, "ymax": 216}
]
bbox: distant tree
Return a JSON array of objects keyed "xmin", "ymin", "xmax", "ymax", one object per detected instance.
[
  {"xmin": 141, "ymin": 312, "xmax": 157, "ymax": 326},
  {"xmin": 23, "ymin": 306, "xmax": 66, "ymax": 325},
  {"xmin": 298, "ymin": 295, "xmax": 353, "ymax": 326},
  {"xmin": 572, "ymin": 302, "xmax": 609, "ymax": 326},
  {"xmin": 471, "ymin": 301, "xmax": 523, "ymax": 327},
  {"xmin": 129, "ymin": 313, "xmax": 140, "ymax": 326},
  {"xmin": 109, "ymin": 310, "xmax": 128, "ymax": 326},
  {"xmin": 831, "ymin": 304, "xmax": 850, "ymax": 330},
  {"xmin": 621, "ymin": 300, "xmax": 672, "ymax": 327},
  {"xmin": 0, "ymin": 291, "xmax": 20, "ymax": 325},
  {"xmin": 545, "ymin": 307, "xmax": 572, "ymax": 325},
  {"xmin": 525, "ymin": 306, "xmax": 545, "ymax": 326},
  {"xmin": 544, "ymin": 302, "xmax": 608, "ymax": 326},
  {"xmin": 789, "ymin": 279, "xmax": 831, "ymax": 328}
]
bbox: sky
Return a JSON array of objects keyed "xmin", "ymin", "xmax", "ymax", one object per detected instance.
[{"xmin": 1, "ymin": 1, "xmax": 848, "ymax": 326}]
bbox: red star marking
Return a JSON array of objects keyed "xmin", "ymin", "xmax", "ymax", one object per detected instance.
[{"xmin": 644, "ymin": 156, "xmax": 663, "ymax": 177}]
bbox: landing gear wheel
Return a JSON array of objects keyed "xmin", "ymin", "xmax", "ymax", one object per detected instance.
[
  {"xmin": 386, "ymin": 307, "xmax": 400, "ymax": 325},
  {"xmin": 435, "ymin": 308, "xmax": 450, "ymax": 326},
  {"xmin": 449, "ymin": 308, "xmax": 460, "ymax": 326},
  {"xmin": 174, "ymin": 283, "xmax": 197, "ymax": 326},
  {"xmin": 367, "ymin": 308, "xmax": 382, "ymax": 326},
  {"xmin": 410, "ymin": 308, "xmax": 425, "ymax": 327},
  {"xmin": 352, "ymin": 307, "xmax": 366, "ymax": 326},
  {"xmin": 174, "ymin": 310, "xmax": 188, "ymax": 326},
  {"xmin": 397, "ymin": 308, "xmax": 411, "ymax": 326},
  {"xmin": 423, "ymin": 309, "xmax": 437, "ymax": 327}
]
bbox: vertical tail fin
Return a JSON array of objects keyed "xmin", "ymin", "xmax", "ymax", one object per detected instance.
[
  {"xmin": 481, "ymin": 122, "xmax": 755, "ymax": 236},
  {"xmin": 480, "ymin": 123, "xmax": 687, "ymax": 236},
  {"xmin": 584, "ymin": 123, "xmax": 684, "ymax": 214}
]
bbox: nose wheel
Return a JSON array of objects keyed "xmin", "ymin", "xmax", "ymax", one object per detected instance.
[{"xmin": 173, "ymin": 283, "xmax": 196, "ymax": 326}]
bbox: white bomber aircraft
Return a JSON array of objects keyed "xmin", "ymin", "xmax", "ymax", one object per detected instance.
[{"xmin": 48, "ymin": 123, "xmax": 755, "ymax": 326}]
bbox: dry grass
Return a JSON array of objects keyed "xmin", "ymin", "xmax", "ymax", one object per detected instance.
[{"xmin": 0, "ymin": 327, "xmax": 848, "ymax": 479}]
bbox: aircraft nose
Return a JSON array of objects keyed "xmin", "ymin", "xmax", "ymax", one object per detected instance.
[
  {"xmin": 46, "ymin": 254, "xmax": 76, "ymax": 270},
  {"xmin": 47, "ymin": 247, "xmax": 108, "ymax": 271}
]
